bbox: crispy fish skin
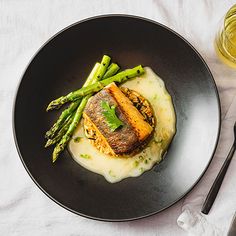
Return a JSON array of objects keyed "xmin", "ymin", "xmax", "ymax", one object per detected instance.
[
  {"xmin": 106, "ymin": 83, "xmax": 153, "ymax": 141},
  {"xmin": 83, "ymin": 83, "xmax": 153, "ymax": 155}
]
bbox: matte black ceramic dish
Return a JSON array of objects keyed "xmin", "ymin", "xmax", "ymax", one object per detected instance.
[{"xmin": 13, "ymin": 15, "xmax": 220, "ymax": 221}]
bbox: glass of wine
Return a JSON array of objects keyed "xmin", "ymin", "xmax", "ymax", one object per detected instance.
[{"xmin": 215, "ymin": 4, "xmax": 236, "ymax": 68}]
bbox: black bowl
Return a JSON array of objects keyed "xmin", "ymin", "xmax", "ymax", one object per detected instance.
[{"xmin": 13, "ymin": 15, "xmax": 220, "ymax": 221}]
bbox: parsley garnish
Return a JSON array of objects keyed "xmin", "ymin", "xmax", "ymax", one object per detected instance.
[
  {"xmin": 80, "ymin": 154, "xmax": 91, "ymax": 159},
  {"xmin": 101, "ymin": 101, "xmax": 123, "ymax": 132},
  {"xmin": 109, "ymin": 170, "xmax": 116, "ymax": 177},
  {"xmin": 154, "ymin": 138, "xmax": 163, "ymax": 144},
  {"xmin": 74, "ymin": 136, "xmax": 82, "ymax": 143},
  {"xmin": 134, "ymin": 160, "xmax": 139, "ymax": 167}
]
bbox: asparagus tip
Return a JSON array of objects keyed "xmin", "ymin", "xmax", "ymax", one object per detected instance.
[
  {"xmin": 47, "ymin": 97, "xmax": 64, "ymax": 111},
  {"xmin": 52, "ymin": 146, "xmax": 60, "ymax": 163},
  {"xmin": 46, "ymin": 103, "xmax": 57, "ymax": 111},
  {"xmin": 45, "ymin": 131, "xmax": 51, "ymax": 139},
  {"xmin": 45, "ymin": 140, "xmax": 51, "ymax": 148},
  {"xmin": 52, "ymin": 153, "xmax": 58, "ymax": 163}
]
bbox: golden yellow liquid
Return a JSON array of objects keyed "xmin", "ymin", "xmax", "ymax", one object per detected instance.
[{"xmin": 215, "ymin": 5, "xmax": 236, "ymax": 68}]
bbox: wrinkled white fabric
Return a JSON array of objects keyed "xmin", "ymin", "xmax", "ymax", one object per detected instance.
[
  {"xmin": 177, "ymin": 95, "xmax": 236, "ymax": 236},
  {"xmin": 1, "ymin": 1, "xmax": 236, "ymax": 235}
]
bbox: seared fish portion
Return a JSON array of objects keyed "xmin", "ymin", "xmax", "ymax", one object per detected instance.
[{"xmin": 83, "ymin": 83, "xmax": 154, "ymax": 156}]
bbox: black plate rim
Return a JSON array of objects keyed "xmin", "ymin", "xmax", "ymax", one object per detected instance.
[{"xmin": 12, "ymin": 14, "xmax": 221, "ymax": 222}]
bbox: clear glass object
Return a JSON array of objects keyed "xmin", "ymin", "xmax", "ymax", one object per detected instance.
[{"xmin": 215, "ymin": 4, "xmax": 236, "ymax": 68}]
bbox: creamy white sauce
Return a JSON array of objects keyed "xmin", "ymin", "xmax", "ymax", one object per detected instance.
[{"xmin": 68, "ymin": 67, "xmax": 176, "ymax": 183}]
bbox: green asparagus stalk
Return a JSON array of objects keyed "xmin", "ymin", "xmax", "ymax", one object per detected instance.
[
  {"xmin": 46, "ymin": 61, "xmax": 118, "ymax": 145},
  {"xmin": 45, "ymin": 113, "xmax": 74, "ymax": 147},
  {"xmin": 91, "ymin": 55, "xmax": 111, "ymax": 82},
  {"xmin": 52, "ymin": 96, "xmax": 89, "ymax": 162},
  {"xmin": 103, "ymin": 63, "xmax": 120, "ymax": 79},
  {"xmin": 45, "ymin": 57, "xmax": 117, "ymax": 140},
  {"xmin": 47, "ymin": 65, "xmax": 144, "ymax": 111},
  {"xmin": 52, "ymin": 55, "xmax": 111, "ymax": 162},
  {"xmin": 45, "ymin": 101, "xmax": 79, "ymax": 139},
  {"xmin": 45, "ymin": 62, "xmax": 101, "ymax": 139}
]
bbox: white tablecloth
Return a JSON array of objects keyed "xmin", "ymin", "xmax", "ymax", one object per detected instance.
[{"xmin": 1, "ymin": 1, "xmax": 236, "ymax": 235}]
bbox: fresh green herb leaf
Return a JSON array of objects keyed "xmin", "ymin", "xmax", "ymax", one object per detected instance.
[
  {"xmin": 154, "ymin": 138, "xmax": 163, "ymax": 144},
  {"xmin": 109, "ymin": 170, "xmax": 116, "ymax": 177},
  {"xmin": 74, "ymin": 136, "xmax": 82, "ymax": 143},
  {"xmin": 153, "ymin": 94, "xmax": 158, "ymax": 100},
  {"xmin": 140, "ymin": 167, "xmax": 144, "ymax": 172},
  {"xmin": 101, "ymin": 101, "xmax": 123, "ymax": 132},
  {"xmin": 80, "ymin": 154, "xmax": 91, "ymax": 159},
  {"xmin": 134, "ymin": 160, "xmax": 139, "ymax": 167}
]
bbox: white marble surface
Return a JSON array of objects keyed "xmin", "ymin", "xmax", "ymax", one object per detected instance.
[{"xmin": 1, "ymin": 0, "xmax": 236, "ymax": 235}]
